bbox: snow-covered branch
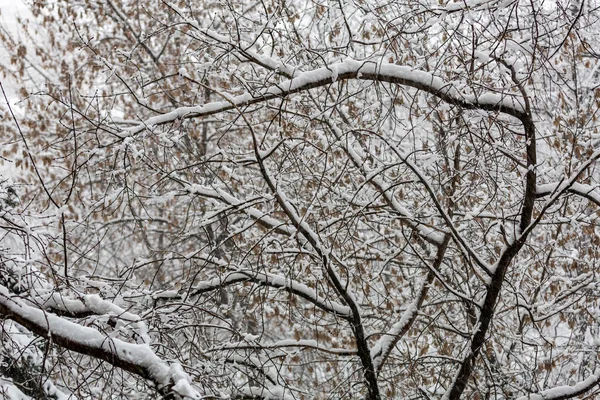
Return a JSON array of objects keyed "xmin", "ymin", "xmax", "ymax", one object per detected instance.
[
  {"xmin": 536, "ymin": 181, "xmax": 600, "ymax": 207},
  {"xmin": 165, "ymin": 1, "xmax": 297, "ymax": 79},
  {"xmin": 191, "ymin": 271, "xmax": 352, "ymax": 317},
  {"xmin": 121, "ymin": 59, "xmax": 526, "ymax": 137},
  {"xmin": 515, "ymin": 371, "xmax": 600, "ymax": 400},
  {"xmin": 207, "ymin": 339, "xmax": 357, "ymax": 356},
  {"xmin": 0, "ymin": 285, "xmax": 201, "ymax": 399}
]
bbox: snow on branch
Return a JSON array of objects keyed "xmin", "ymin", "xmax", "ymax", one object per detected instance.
[
  {"xmin": 436, "ymin": 0, "xmax": 502, "ymax": 12},
  {"xmin": 0, "ymin": 285, "xmax": 202, "ymax": 399},
  {"xmin": 2, "ymin": 320, "xmax": 76, "ymax": 399},
  {"xmin": 536, "ymin": 181, "xmax": 600, "ymax": 207},
  {"xmin": 370, "ymin": 274, "xmax": 430, "ymax": 370},
  {"xmin": 191, "ymin": 271, "xmax": 352, "ymax": 318},
  {"xmin": 525, "ymin": 148, "xmax": 600, "ymax": 238},
  {"xmin": 324, "ymin": 120, "xmax": 446, "ymax": 246},
  {"xmin": 515, "ymin": 370, "xmax": 600, "ymax": 400},
  {"xmin": 181, "ymin": 184, "xmax": 296, "ymax": 236},
  {"xmin": 27, "ymin": 291, "xmax": 151, "ymax": 343},
  {"xmin": 122, "ymin": 59, "xmax": 526, "ymax": 137},
  {"xmin": 207, "ymin": 339, "xmax": 357, "ymax": 356},
  {"xmin": 165, "ymin": 2, "xmax": 296, "ymax": 79}
]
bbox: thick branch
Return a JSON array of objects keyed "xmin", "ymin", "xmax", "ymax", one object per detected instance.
[
  {"xmin": 121, "ymin": 59, "xmax": 526, "ymax": 137},
  {"xmin": 0, "ymin": 285, "xmax": 199, "ymax": 399},
  {"xmin": 250, "ymin": 127, "xmax": 381, "ymax": 399},
  {"xmin": 515, "ymin": 371, "xmax": 600, "ymax": 400},
  {"xmin": 444, "ymin": 67, "xmax": 537, "ymax": 399},
  {"xmin": 536, "ymin": 180, "xmax": 600, "ymax": 208}
]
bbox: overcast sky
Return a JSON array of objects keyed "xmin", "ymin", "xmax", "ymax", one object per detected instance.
[{"xmin": 0, "ymin": 0, "xmax": 29, "ymax": 34}]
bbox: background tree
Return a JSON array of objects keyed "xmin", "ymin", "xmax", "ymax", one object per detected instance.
[{"xmin": 2, "ymin": 0, "xmax": 600, "ymax": 399}]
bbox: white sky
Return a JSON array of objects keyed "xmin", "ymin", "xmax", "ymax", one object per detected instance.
[{"xmin": 0, "ymin": 0, "xmax": 28, "ymax": 30}]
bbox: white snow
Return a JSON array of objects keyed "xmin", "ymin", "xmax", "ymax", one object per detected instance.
[
  {"xmin": 537, "ymin": 181, "xmax": 600, "ymax": 206},
  {"xmin": 123, "ymin": 58, "xmax": 525, "ymax": 137},
  {"xmin": 514, "ymin": 371, "xmax": 600, "ymax": 400},
  {"xmin": 194, "ymin": 271, "xmax": 351, "ymax": 317},
  {"xmin": 0, "ymin": 378, "xmax": 32, "ymax": 400},
  {"xmin": 0, "ymin": 285, "xmax": 202, "ymax": 399}
]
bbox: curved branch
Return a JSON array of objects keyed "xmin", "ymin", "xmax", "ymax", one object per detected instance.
[
  {"xmin": 0, "ymin": 285, "xmax": 200, "ymax": 399},
  {"xmin": 121, "ymin": 59, "xmax": 526, "ymax": 137},
  {"xmin": 207, "ymin": 339, "xmax": 357, "ymax": 356},
  {"xmin": 444, "ymin": 59, "xmax": 537, "ymax": 400},
  {"xmin": 323, "ymin": 120, "xmax": 445, "ymax": 246},
  {"xmin": 164, "ymin": 2, "xmax": 296, "ymax": 79},
  {"xmin": 191, "ymin": 271, "xmax": 352, "ymax": 318},
  {"xmin": 536, "ymin": 181, "xmax": 600, "ymax": 208},
  {"xmin": 371, "ymin": 237, "xmax": 449, "ymax": 372},
  {"xmin": 515, "ymin": 371, "xmax": 600, "ymax": 400},
  {"xmin": 248, "ymin": 120, "xmax": 381, "ymax": 399}
]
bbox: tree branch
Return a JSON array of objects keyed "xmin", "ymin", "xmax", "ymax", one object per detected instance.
[
  {"xmin": 0, "ymin": 285, "xmax": 200, "ymax": 399},
  {"xmin": 121, "ymin": 59, "xmax": 526, "ymax": 137},
  {"xmin": 515, "ymin": 371, "xmax": 600, "ymax": 400}
]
